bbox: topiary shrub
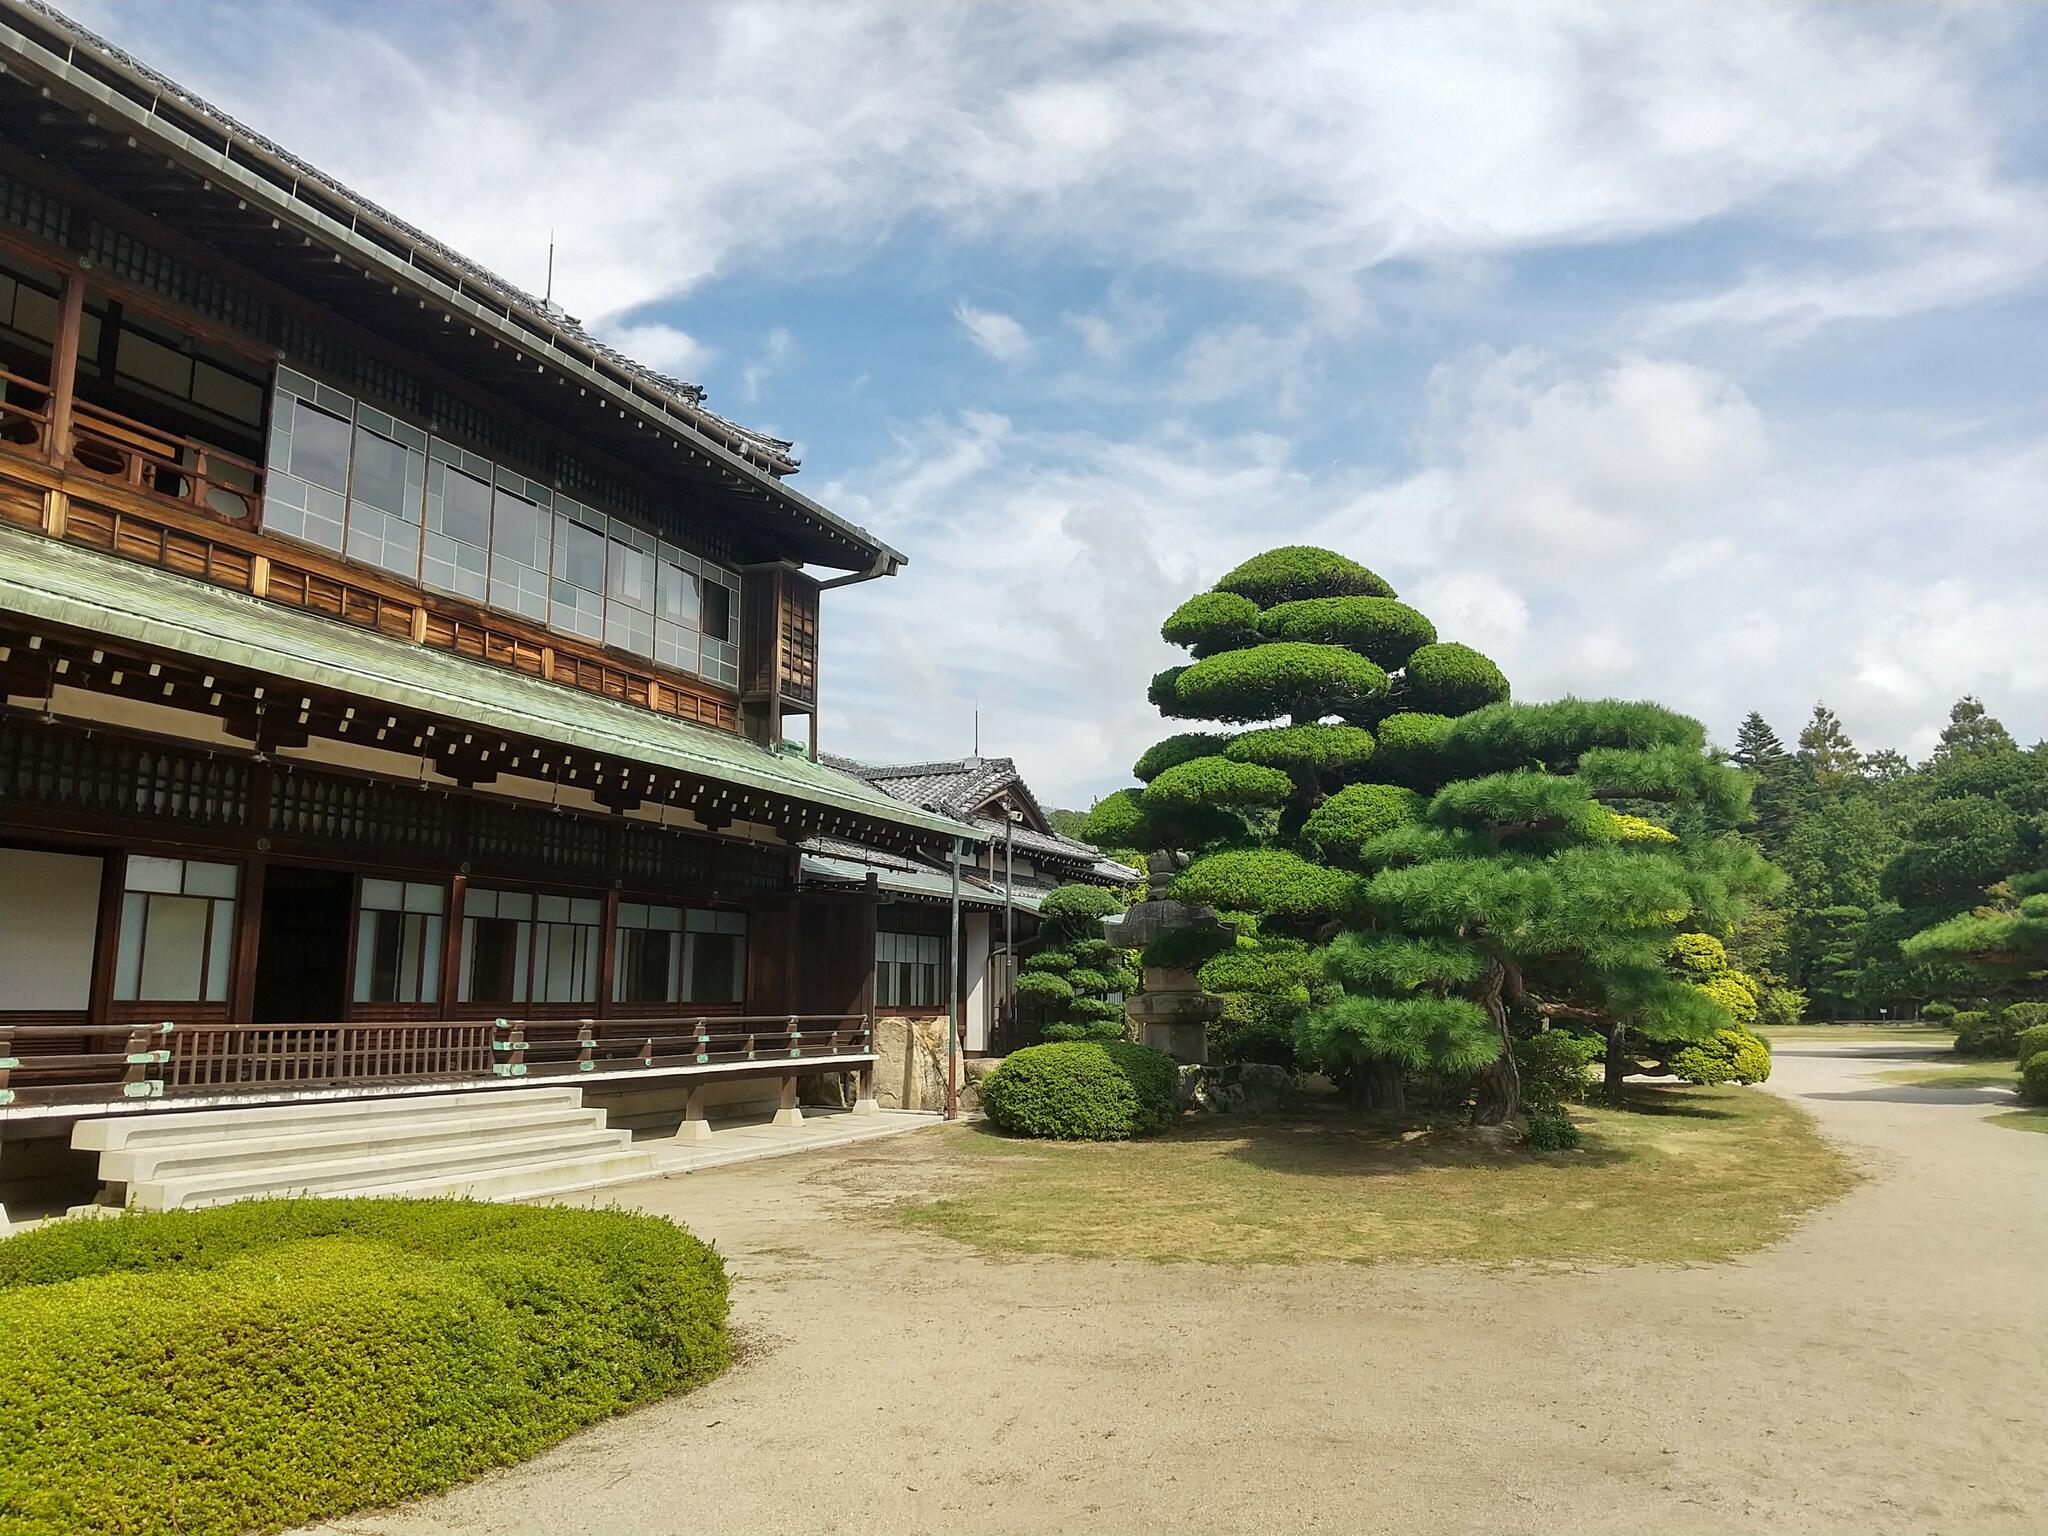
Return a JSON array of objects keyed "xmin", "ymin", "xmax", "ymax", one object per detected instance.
[
  {"xmin": 1400, "ymin": 642, "xmax": 1510, "ymax": 717},
  {"xmin": 1143, "ymin": 755, "xmax": 1293, "ymax": 811},
  {"xmin": 1133, "ymin": 732, "xmax": 1235, "ymax": 783},
  {"xmin": 1213, "ymin": 545, "xmax": 1395, "ymax": 606},
  {"xmin": 1171, "ymin": 848, "xmax": 1359, "ymax": 925},
  {"xmin": 1160, "ymin": 590, "xmax": 1262, "ymax": 657},
  {"xmin": 1514, "ymin": 1031, "xmax": 1601, "ymax": 1110},
  {"xmin": 2002, "ymin": 1002, "xmax": 2048, "ymax": 1034},
  {"xmin": 1255, "ymin": 596, "xmax": 1436, "ymax": 668},
  {"xmin": 0, "ymin": 1200, "xmax": 727, "ymax": 1536},
  {"xmin": 1301, "ymin": 783, "xmax": 1427, "ymax": 866},
  {"xmin": 1670, "ymin": 1027, "xmax": 1773, "ymax": 1085},
  {"xmin": 1951, "ymin": 1010, "xmax": 2015, "ymax": 1058},
  {"xmin": 1371, "ymin": 710, "xmax": 1456, "ymax": 789},
  {"xmin": 2020, "ymin": 1054, "xmax": 2048, "ymax": 1107},
  {"xmin": 978, "ymin": 1041, "xmax": 1179, "ymax": 1140},
  {"xmin": 1224, "ymin": 723, "xmax": 1375, "ymax": 778},
  {"xmin": 1172, "ymin": 643, "xmax": 1389, "ymax": 724},
  {"xmin": 1921, "ymin": 1001, "xmax": 1958, "ymax": 1023},
  {"xmin": 1523, "ymin": 1104, "xmax": 1581, "ymax": 1152},
  {"xmin": 2014, "ymin": 1024, "xmax": 2048, "ymax": 1071}
]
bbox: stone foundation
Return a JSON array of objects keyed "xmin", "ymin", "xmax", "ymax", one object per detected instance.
[{"xmin": 872, "ymin": 1015, "xmax": 966, "ymax": 1112}]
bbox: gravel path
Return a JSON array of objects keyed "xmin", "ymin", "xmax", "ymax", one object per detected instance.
[{"xmin": 311, "ymin": 1042, "xmax": 2047, "ymax": 1536}]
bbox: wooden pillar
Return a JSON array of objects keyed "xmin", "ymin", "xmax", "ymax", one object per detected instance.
[
  {"xmin": 45, "ymin": 270, "xmax": 85, "ymax": 467},
  {"xmin": 598, "ymin": 886, "xmax": 620, "ymax": 1017},
  {"xmin": 439, "ymin": 872, "xmax": 468, "ymax": 1018},
  {"xmin": 772, "ymin": 1071, "xmax": 802, "ymax": 1129},
  {"xmin": 674, "ymin": 1080, "xmax": 712, "ymax": 1142},
  {"xmin": 228, "ymin": 852, "xmax": 268, "ymax": 1026}
]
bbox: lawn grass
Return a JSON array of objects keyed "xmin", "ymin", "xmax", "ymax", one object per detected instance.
[
  {"xmin": 1870, "ymin": 1059, "xmax": 2018, "ymax": 1091},
  {"xmin": 896, "ymin": 1084, "xmax": 1858, "ymax": 1267},
  {"xmin": 1988, "ymin": 1110, "xmax": 2048, "ymax": 1135}
]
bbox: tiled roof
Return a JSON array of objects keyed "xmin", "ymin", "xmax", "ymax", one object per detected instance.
[{"xmin": 823, "ymin": 753, "xmax": 1139, "ymax": 886}]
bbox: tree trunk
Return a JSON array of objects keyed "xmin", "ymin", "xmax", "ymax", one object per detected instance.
[
  {"xmin": 1604, "ymin": 1022, "xmax": 1630, "ymax": 1103},
  {"xmin": 1470, "ymin": 959, "xmax": 1520, "ymax": 1125},
  {"xmin": 1356, "ymin": 1057, "xmax": 1405, "ymax": 1114}
]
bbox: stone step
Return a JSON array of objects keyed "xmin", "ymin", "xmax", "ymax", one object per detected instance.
[
  {"xmin": 97, "ymin": 1104, "xmax": 611, "ymax": 1184},
  {"xmin": 126, "ymin": 1126, "xmax": 639, "ymax": 1211},
  {"xmin": 74, "ymin": 1087, "xmax": 582, "ymax": 1153},
  {"xmin": 339, "ymin": 1148, "xmax": 665, "ymax": 1205}
]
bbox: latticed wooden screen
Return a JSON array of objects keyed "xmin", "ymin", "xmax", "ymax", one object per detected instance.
[
  {"xmin": 0, "ymin": 717, "xmax": 249, "ymax": 827},
  {"xmin": 268, "ymin": 768, "xmax": 458, "ymax": 854}
]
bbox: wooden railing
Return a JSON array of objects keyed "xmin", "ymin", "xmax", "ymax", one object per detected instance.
[
  {"xmin": 64, "ymin": 397, "xmax": 264, "ymax": 521},
  {"xmin": 0, "ymin": 367, "xmax": 53, "ymax": 456},
  {"xmin": 0, "ymin": 1014, "xmax": 873, "ymax": 1108},
  {"xmin": 492, "ymin": 1014, "xmax": 873, "ymax": 1079}
]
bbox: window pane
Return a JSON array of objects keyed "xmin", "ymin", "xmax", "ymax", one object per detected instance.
[
  {"xmin": 550, "ymin": 508, "xmax": 607, "ymax": 643},
  {"xmin": 488, "ymin": 484, "xmax": 551, "ymax": 622},
  {"xmin": 684, "ymin": 930, "xmax": 745, "ymax": 1004},
  {"xmin": 137, "ymin": 893, "xmax": 208, "ymax": 1000},
  {"xmin": 464, "ymin": 915, "xmax": 525, "ymax": 1004},
  {"xmin": 114, "ymin": 890, "xmax": 146, "ymax": 1000},
  {"xmin": 126, "ymin": 855, "xmax": 184, "ymax": 894},
  {"xmin": 289, "ymin": 400, "xmax": 351, "ymax": 492},
  {"xmin": 404, "ymin": 883, "xmax": 445, "ymax": 915},
  {"xmin": 184, "ymin": 861, "xmax": 240, "ymax": 899},
  {"xmin": 423, "ymin": 458, "xmax": 491, "ymax": 603},
  {"xmin": 352, "ymin": 909, "xmax": 379, "ymax": 1003},
  {"xmin": 415, "ymin": 915, "xmax": 442, "ymax": 1005},
  {"xmin": 362, "ymin": 878, "xmax": 403, "ymax": 912},
  {"xmin": 700, "ymin": 580, "xmax": 731, "ymax": 641},
  {"xmin": 349, "ymin": 426, "xmax": 414, "ymax": 516}
]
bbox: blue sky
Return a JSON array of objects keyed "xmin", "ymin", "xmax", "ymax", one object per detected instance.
[{"xmin": 85, "ymin": 0, "xmax": 2048, "ymax": 807}]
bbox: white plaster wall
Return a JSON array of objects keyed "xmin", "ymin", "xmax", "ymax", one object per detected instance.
[
  {"xmin": 0, "ymin": 847, "xmax": 104, "ymax": 1010},
  {"xmin": 962, "ymin": 911, "xmax": 993, "ymax": 1052}
]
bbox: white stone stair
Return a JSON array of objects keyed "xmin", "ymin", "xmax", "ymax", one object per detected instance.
[{"xmin": 72, "ymin": 1087, "xmax": 661, "ymax": 1211}]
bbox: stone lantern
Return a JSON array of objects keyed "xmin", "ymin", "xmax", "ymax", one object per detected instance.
[{"xmin": 1100, "ymin": 852, "xmax": 1238, "ymax": 1065}]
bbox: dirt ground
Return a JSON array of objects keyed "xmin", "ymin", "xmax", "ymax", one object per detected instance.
[{"xmin": 310, "ymin": 1042, "xmax": 2048, "ymax": 1536}]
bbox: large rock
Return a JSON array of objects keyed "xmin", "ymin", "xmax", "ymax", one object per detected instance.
[
  {"xmin": 872, "ymin": 1015, "xmax": 966, "ymax": 1112},
  {"xmin": 1178, "ymin": 1061, "xmax": 1294, "ymax": 1115}
]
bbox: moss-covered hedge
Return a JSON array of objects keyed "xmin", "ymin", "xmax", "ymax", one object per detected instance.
[
  {"xmin": 0, "ymin": 1199, "xmax": 728, "ymax": 1536},
  {"xmin": 979, "ymin": 1041, "xmax": 1180, "ymax": 1139}
]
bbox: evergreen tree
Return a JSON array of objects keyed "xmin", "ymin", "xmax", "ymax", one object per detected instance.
[
  {"xmin": 1797, "ymin": 703, "xmax": 1860, "ymax": 790},
  {"xmin": 1014, "ymin": 885, "xmax": 1138, "ymax": 1043},
  {"xmin": 1730, "ymin": 710, "xmax": 1801, "ymax": 853},
  {"xmin": 1930, "ymin": 695, "xmax": 2017, "ymax": 767}
]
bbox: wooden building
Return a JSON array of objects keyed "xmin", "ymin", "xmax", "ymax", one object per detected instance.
[
  {"xmin": 0, "ymin": 1, "xmax": 986, "ymax": 1205},
  {"xmin": 811, "ymin": 755, "xmax": 1139, "ymax": 1058}
]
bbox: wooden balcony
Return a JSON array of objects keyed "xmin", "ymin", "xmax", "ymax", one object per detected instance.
[{"xmin": 0, "ymin": 1013, "xmax": 874, "ymax": 1111}]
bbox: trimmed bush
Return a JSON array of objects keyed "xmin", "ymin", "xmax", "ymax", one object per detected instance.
[
  {"xmin": 1213, "ymin": 545, "xmax": 1395, "ymax": 607},
  {"xmin": 1147, "ymin": 666, "xmax": 1188, "ymax": 712},
  {"xmin": 2003, "ymin": 1002, "xmax": 2048, "ymax": 1033},
  {"xmin": 1133, "ymin": 731, "xmax": 1235, "ymax": 783},
  {"xmin": 1144, "ymin": 755, "xmax": 1294, "ymax": 811},
  {"xmin": 1172, "ymin": 848, "xmax": 1359, "ymax": 924},
  {"xmin": 2014, "ymin": 1024, "xmax": 2048, "ymax": 1071},
  {"xmin": 1400, "ymin": 642, "xmax": 1510, "ymax": 717},
  {"xmin": 1755, "ymin": 985, "xmax": 1808, "ymax": 1028},
  {"xmin": 1514, "ymin": 1031, "xmax": 1602, "ymax": 1110},
  {"xmin": 0, "ymin": 1200, "xmax": 727, "ymax": 1536},
  {"xmin": 1671, "ymin": 1027, "xmax": 1773, "ymax": 1085},
  {"xmin": 2020, "ymin": 1055, "xmax": 2048, "ymax": 1107},
  {"xmin": 1172, "ymin": 643, "xmax": 1389, "ymax": 724},
  {"xmin": 1372, "ymin": 711, "xmax": 1456, "ymax": 789},
  {"xmin": 979, "ymin": 1041, "xmax": 1180, "ymax": 1140},
  {"xmin": 1014, "ymin": 969, "xmax": 1077, "ymax": 1006},
  {"xmin": 1301, "ymin": 783, "xmax": 1427, "ymax": 866},
  {"xmin": 1523, "ymin": 1105, "xmax": 1581, "ymax": 1152},
  {"xmin": 1951, "ymin": 1010, "xmax": 2015, "ymax": 1058},
  {"xmin": 1256, "ymin": 596, "xmax": 1436, "ymax": 668},
  {"xmin": 1225, "ymin": 723, "xmax": 1375, "ymax": 777},
  {"xmin": 1921, "ymin": 1001, "xmax": 1958, "ymax": 1022},
  {"xmin": 1160, "ymin": 590, "xmax": 1262, "ymax": 656}
]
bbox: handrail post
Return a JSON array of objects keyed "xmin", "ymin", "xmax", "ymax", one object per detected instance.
[
  {"xmin": 577, "ymin": 1019, "xmax": 596, "ymax": 1074},
  {"xmin": 0, "ymin": 1023, "xmax": 13, "ymax": 1107},
  {"xmin": 851, "ymin": 1012, "xmax": 880, "ymax": 1117}
]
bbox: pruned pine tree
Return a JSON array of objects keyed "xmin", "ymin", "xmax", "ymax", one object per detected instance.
[{"xmin": 1015, "ymin": 884, "xmax": 1138, "ymax": 1043}]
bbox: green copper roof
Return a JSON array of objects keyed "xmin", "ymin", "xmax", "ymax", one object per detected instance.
[{"xmin": 0, "ymin": 526, "xmax": 981, "ymax": 845}]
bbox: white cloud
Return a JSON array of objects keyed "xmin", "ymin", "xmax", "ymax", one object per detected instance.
[
  {"xmin": 741, "ymin": 326, "xmax": 796, "ymax": 403},
  {"xmin": 953, "ymin": 301, "xmax": 1035, "ymax": 364},
  {"xmin": 595, "ymin": 322, "xmax": 712, "ymax": 380},
  {"xmin": 92, "ymin": 1, "xmax": 2041, "ymax": 341}
]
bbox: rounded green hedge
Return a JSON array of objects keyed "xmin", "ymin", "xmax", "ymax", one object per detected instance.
[
  {"xmin": 1133, "ymin": 731, "xmax": 1235, "ymax": 783},
  {"xmin": 2020, "ymin": 1054, "xmax": 2048, "ymax": 1107},
  {"xmin": 1143, "ymin": 754, "xmax": 1294, "ymax": 811},
  {"xmin": 1171, "ymin": 847, "xmax": 1359, "ymax": 923},
  {"xmin": 1256, "ymin": 596, "xmax": 1436, "ymax": 668},
  {"xmin": 0, "ymin": 1200, "xmax": 728, "ymax": 1536},
  {"xmin": 1951, "ymin": 1010, "xmax": 2014, "ymax": 1058},
  {"xmin": 1160, "ymin": 590, "xmax": 1262, "ymax": 656},
  {"xmin": 1399, "ymin": 642, "xmax": 1510, "ymax": 717},
  {"xmin": 1214, "ymin": 546, "xmax": 1396, "ymax": 607},
  {"xmin": 1173, "ymin": 643, "xmax": 1389, "ymax": 724},
  {"xmin": 1225, "ymin": 723, "xmax": 1375, "ymax": 777},
  {"xmin": 1372, "ymin": 711, "xmax": 1456, "ymax": 788},
  {"xmin": 2014, "ymin": 1023, "xmax": 2048, "ymax": 1071},
  {"xmin": 1301, "ymin": 782, "xmax": 1427, "ymax": 865},
  {"xmin": 979, "ymin": 1041, "xmax": 1180, "ymax": 1140}
]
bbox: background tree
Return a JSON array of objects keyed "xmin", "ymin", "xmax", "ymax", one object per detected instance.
[
  {"xmin": 1797, "ymin": 703, "xmax": 1861, "ymax": 790},
  {"xmin": 1015, "ymin": 885, "xmax": 1138, "ymax": 1043},
  {"xmin": 1730, "ymin": 710, "xmax": 1802, "ymax": 855},
  {"xmin": 1931, "ymin": 695, "xmax": 2018, "ymax": 767}
]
